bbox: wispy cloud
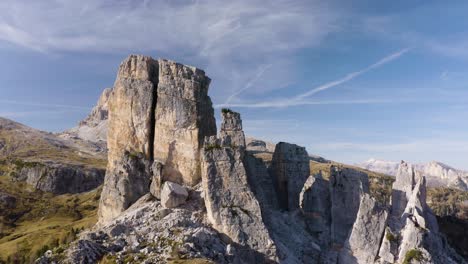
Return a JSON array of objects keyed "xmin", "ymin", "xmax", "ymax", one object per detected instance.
[
  {"xmin": 0, "ymin": 99, "xmax": 91, "ymax": 110},
  {"xmin": 292, "ymin": 48, "xmax": 411, "ymax": 101},
  {"xmin": 224, "ymin": 63, "xmax": 272, "ymax": 104},
  {"xmin": 217, "ymin": 48, "xmax": 411, "ymax": 108}
]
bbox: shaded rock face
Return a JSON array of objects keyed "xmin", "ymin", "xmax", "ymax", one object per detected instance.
[
  {"xmin": 99, "ymin": 151, "xmax": 151, "ymax": 222},
  {"xmin": 244, "ymin": 153, "xmax": 279, "ymax": 211},
  {"xmin": 154, "ymin": 59, "xmax": 216, "ymax": 186},
  {"xmin": 339, "ymin": 193, "xmax": 388, "ymax": 264},
  {"xmin": 12, "ymin": 163, "xmax": 104, "ymax": 194},
  {"xmin": 99, "ymin": 55, "xmax": 216, "ymax": 223},
  {"xmin": 270, "ymin": 142, "xmax": 310, "ymax": 211},
  {"xmin": 201, "ymin": 135, "xmax": 278, "ymax": 262},
  {"xmin": 329, "ymin": 166, "xmax": 370, "ymax": 246},
  {"xmin": 219, "ymin": 110, "xmax": 245, "ymax": 149},
  {"xmin": 300, "ymin": 174, "xmax": 331, "ymax": 245}
]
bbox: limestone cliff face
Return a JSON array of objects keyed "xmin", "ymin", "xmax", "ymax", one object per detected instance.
[
  {"xmin": 154, "ymin": 59, "xmax": 216, "ymax": 186},
  {"xmin": 99, "ymin": 55, "xmax": 216, "ymax": 223},
  {"xmin": 12, "ymin": 163, "xmax": 104, "ymax": 194}
]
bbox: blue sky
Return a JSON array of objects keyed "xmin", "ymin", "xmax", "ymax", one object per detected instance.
[{"xmin": 1, "ymin": 0, "xmax": 468, "ymax": 169}]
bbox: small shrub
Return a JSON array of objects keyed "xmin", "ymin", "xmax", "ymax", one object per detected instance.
[
  {"xmin": 386, "ymin": 231, "xmax": 398, "ymax": 242},
  {"xmin": 204, "ymin": 144, "xmax": 222, "ymax": 151},
  {"xmin": 221, "ymin": 108, "xmax": 233, "ymax": 114},
  {"xmin": 403, "ymin": 249, "xmax": 424, "ymax": 264}
]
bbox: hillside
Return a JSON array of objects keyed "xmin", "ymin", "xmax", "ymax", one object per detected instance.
[{"xmin": 0, "ymin": 118, "xmax": 107, "ymax": 262}]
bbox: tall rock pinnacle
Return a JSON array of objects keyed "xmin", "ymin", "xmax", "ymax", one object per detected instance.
[{"xmin": 98, "ymin": 55, "xmax": 216, "ymax": 223}]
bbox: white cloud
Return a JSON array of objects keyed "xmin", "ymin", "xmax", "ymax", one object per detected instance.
[
  {"xmin": 217, "ymin": 48, "xmax": 411, "ymax": 108},
  {"xmin": 0, "ymin": 0, "xmax": 340, "ymax": 102}
]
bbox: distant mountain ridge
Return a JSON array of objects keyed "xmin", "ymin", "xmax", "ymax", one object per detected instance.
[{"xmin": 357, "ymin": 158, "xmax": 468, "ymax": 191}]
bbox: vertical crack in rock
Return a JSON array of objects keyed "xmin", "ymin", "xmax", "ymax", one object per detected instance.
[
  {"xmin": 148, "ymin": 61, "xmax": 159, "ymax": 164},
  {"xmin": 98, "ymin": 55, "xmax": 159, "ymax": 223}
]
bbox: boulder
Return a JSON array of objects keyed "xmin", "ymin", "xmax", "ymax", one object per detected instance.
[
  {"xmin": 339, "ymin": 193, "xmax": 388, "ymax": 264},
  {"xmin": 154, "ymin": 59, "xmax": 216, "ymax": 186},
  {"xmin": 329, "ymin": 166, "xmax": 370, "ymax": 246},
  {"xmin": 161, "ymin": 181, "xmax": 188, "ymax": 208},
  {"xmin": 270, "ymin": 142, "xmax": 310, "ymax": 211},
  {"xmin": 201, "ymin": 136, "xmax": 278, "ymax": 262},
  {"xmin": 219, "ymin": 110, "xmax": 245, "ymax": 149}
]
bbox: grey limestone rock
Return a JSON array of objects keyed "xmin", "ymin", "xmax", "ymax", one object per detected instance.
[{"xmin": 99, "ymin": 151, "xmax": 151, "ymax": 223}]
